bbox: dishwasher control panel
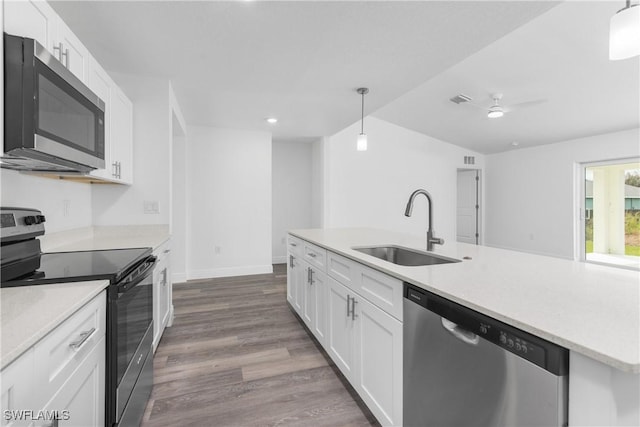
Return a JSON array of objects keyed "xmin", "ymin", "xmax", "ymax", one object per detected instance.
[{"xmin": 404, "ymin": 283, "xmax": 568, "ymax": 376}]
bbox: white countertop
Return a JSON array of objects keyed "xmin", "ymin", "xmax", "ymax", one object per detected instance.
[
  {"xmin": 40, "ymin": 225, "xmax": 170, "ymax": 253},
  {"xmin": 290, "ymin": 228, "xmax": 640, "ymax": 373},
  {"xmin": 0, "ymin": 280, "xmax": 109, "ymax": 369}
]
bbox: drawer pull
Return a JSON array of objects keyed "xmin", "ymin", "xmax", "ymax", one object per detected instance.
[
  {"xmin": 290, "ymin": 242, "xmax": 297, "ymax": 247},
  {"xmin": 164, "ymin": 249, "xmax": 171, "ymax": 254},
  {"xmin": 69, "ymin": 327, "xmax": 96, "ymax": 350},
  {"xmin": 308, "ymin": 253, "xmax": 317, "ymax": 258}
]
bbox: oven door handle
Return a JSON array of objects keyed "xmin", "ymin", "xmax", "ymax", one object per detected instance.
[{"xmin": 117, "ymin": 256, "xmax": 157, "ymax": 294}]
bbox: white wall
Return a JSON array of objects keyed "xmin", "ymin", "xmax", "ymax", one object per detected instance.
[
  {"xmin": 91, "ymin": 74, "xmax": 172, "ymax": 226},
  {"xmin": 186, "ymin": 126, "xmax": 272, "ymax": 279},
  {"xmin": 272, "ymin": 140, "xmax": 313, "ymax": 263},
  {"xmin": 0, "ymin": 171, "xmax": 93, "ymax": 232},
  {"xmin": 484, "ymin": 128, "xmax": 640, "ymax": 259},
  {"xmin": 311, "ymin": 138, "xmax": 326, "ymax": 228},
  {"xmin": 325, "ymin": 117, "xmax": 485, "ymax": 248}
]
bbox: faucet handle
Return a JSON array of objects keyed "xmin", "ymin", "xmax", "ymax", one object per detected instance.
[{"xmin": 430, "ymin": 237, "xmax": 444, "ymax": 245}]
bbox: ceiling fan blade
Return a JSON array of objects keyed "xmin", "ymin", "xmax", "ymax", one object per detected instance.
[{"xmin": 507, "ymin": 98, "xmax": 548, "ymax": 111}]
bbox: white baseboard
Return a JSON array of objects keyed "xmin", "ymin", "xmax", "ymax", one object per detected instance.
[
  {"xmin": 272, "ymin": 255, "xmax": 287, "ymax": 264},
  {"xmin": 186, "ymin": 264, "xmax": 273, "ymax": 281}
]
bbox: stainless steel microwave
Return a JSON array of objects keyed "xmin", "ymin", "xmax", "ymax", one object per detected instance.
[{"xmin": 2, "ymin": 33, "xmax": 105, "ymax": 173}]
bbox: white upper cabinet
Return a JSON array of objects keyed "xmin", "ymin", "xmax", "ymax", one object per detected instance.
[
  {"xmin": 54, "ymin": 18, "xmax": 89, "ymax": 83},
  {"xmin": 4, "ymin": 0, "xmax": 56, "ymax": 54},
  {"xmin": 110, "ymin": 86, "xmax": 134, "ymax": 184},
  {"xmin": 87, "ymin": 57, "xmax": 114, "ymax": 180},
  {"xmin": 5, "ymin": 0, "xmax": 88, "ymax": 83}
]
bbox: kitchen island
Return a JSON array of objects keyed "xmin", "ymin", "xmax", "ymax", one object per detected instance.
[{"xmin": 289, "ymin": 227, "xmax": 640, "ymax": 426}]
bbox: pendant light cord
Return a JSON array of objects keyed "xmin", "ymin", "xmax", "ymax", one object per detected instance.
[{"xmin": 361, "ymin": 91, "xmax": 365, "ymax": 134}]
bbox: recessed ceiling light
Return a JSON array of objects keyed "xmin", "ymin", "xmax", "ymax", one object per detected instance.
[{"xmin": 265, "ymin": 117, "xmax": 278, "ymax": 124}]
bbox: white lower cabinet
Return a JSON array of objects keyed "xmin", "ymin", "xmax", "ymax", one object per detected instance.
[
  {"xmin": 354, "ymin": 294, "xmax": 403, "ymax": 426},
  {"xmin": 288, "ymin": 235, "xmax": 403, "ymax": 426},
  {"xmin": 327, "ymin": 277, "xmax": 403, "ymax": 426},
  {"xmin": 302, "ymin": 263, "xmax": 327, "ymax": 347},
  {"xmin": 153, "ymin": 239, "xmax": 173, "ymax": 351},
  {"xmin": 327, "ymin": 277, "xmax": 357, "ymax": 379},
  {"xmin": 287, "ymin": 253, "xmax": 304, "ymax": 313},
  {"xmin": 40, "ymin": 337, "xmax": 106, "ymax": 427},
  {"xmin": 0, "ymin": 291, "xmax": 106, "ymax": 427}
]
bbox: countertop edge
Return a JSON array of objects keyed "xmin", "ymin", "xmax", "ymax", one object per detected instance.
[{"xmin": 0, "ymin": 280, "xmax": 110, "ymax": 370}]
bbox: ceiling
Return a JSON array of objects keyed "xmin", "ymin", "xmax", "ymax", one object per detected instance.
[{"xmin": 50, "ymin": 1, "xmax": 638, "ymax": 154}]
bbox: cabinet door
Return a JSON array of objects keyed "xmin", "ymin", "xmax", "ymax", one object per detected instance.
[
  {"xmin": 353, "ymin": 296, "xmax": 403, "ymax": 427},
  {"xmin": 1, "ymin": 348, "xmax": 37, "ymax": 427},
  {"xmin": 292, "ymin": 256, "xmax": 305, "ymax": 315},
  {"xmin": 326, "ymin": 277, "xmax": 356, "ymax": 382},
  {"xmin": 55, "ymin": 21, "xmax": 89, "ymax": 83},
  {"xmin": 286, "ymin": 254, "xmax": 297, "ymax": 306},
  {"xmin": 311, "ymin": 267, "xmax": 327, "ymax": 347},
  {"xmin": 87, "ymin": 57, "xmax": 113, "ymax": 180},
  {"xmin": 4, "ymin": 0, "xmax": 57, "ymax": 55},
  {"xmin": 111, "ymin": 87, "xmax": 134, "ymax": 184},
  {"xmin": 302, "ymin": 263, "xmax": 314, "ymax": 330},
  {"xmin": 40, "ymin": 336, "xmax": 105, "ymax": 427}
]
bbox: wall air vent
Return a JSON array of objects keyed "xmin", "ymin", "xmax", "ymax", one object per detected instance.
[
  {"xmin": 450, "ymin": 94, "xmax": 472, "ymax": 104},
  {"xmin": 464, "ymin": 156, "xmax": 475, "ymax": 165}
]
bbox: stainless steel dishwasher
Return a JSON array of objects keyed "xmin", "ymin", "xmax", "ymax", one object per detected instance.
[{"xmin": 404, "ymin": 283, "xmax": 569, "ymax": 427}]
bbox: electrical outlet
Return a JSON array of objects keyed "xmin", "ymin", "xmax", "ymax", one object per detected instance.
[
  {"xmin": 143, "ymin": 201, "xmax": 160, "ymax": 214},
  {"xmin": 62, "ymin": 200, "xmax": 70, "ymax": 217}
]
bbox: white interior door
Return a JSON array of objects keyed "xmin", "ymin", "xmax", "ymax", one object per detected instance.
[{"xmin": 457, "ymin": 169, "xmax": 480, "ymax": 244}]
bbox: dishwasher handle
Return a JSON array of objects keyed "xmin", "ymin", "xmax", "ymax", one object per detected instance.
[{"xmin": 441, "ymin": 318, "xmax": 480, "ymax": 346}]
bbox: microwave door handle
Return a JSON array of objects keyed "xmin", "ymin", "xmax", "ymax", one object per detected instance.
[{"xmin": 117, "ymin": 257, "xmax": 157, "ymax": 294}]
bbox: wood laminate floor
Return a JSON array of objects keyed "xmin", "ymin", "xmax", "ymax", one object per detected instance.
[{"xmin": 142, "ymin": 264, "xmax": 379, "ymax": 427}]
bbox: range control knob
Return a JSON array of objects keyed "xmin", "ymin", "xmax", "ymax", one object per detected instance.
[
  {"xmin": 37, "ymin": 215, "xmax": 46, "ymax": 223},
  {"xmin": 24, "ymin": 215, "xmax": 36, "ymax": 225}
]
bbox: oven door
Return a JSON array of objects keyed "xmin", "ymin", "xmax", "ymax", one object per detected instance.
[{"xmin": 111, "ymin": 258, "xmax": 155, "ymax": 425}]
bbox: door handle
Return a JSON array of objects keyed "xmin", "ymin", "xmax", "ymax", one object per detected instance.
[{"xmin": 441, "ymin": 318, "xmax": 479, "ymax": 346}]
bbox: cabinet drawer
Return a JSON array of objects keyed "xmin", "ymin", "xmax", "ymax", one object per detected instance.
[
  {"xmin": 35, "ymin": 292, "xmax": 106, "ymax": 400},
  {"xmin": 303, "ymin": 241, "xmax": 327, "ymax": 271},
  {"xmin": 327, "ymin": 251, "xmax": 358, "ymax": 290},
  {"xmin": 357, "ymin": 265, "xmax": 403, "ymax": 321},
  {"xmin": 287, "ymin": 235, "xmax": 303, "ymax": 257}
]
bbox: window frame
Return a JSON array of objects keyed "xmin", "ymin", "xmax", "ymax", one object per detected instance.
[{"xmin": 576, "ymin": 157, "xmax": 640, "ymax": 270}]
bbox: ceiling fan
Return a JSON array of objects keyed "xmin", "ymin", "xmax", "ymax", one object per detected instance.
[{"xmin": 450, "ymin": 92, "xmax": 546, "ymax": 118}]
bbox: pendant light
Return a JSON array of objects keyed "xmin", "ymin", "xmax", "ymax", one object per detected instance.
[
  {"xmin": 356, "ymin": 87, "xmax": 369, "ymax": 151},
  {"xmin": 610, "ymin": 0, "xmax": 640, "ymax": 60}
]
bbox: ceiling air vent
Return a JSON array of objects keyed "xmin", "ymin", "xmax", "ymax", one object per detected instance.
[{"xmin": 450, "ymin": 94, "xmax": 472, "ymax": 104}]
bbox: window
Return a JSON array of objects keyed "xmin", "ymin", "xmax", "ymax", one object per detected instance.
[{"xmin": 580, "ymin": 159, "xmax": 640, "ymax": 270}]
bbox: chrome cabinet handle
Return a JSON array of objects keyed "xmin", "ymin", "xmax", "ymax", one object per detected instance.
[
  {"xmin": 53, "ymin": 42, "xmax": 63, "ymax": 62},
  {"xmin": 164, "ymin": 249, "xmax": 171, "ymax": 254},
  {"xmin": 309, "ymin": 268, "xmax": 314, "ymax": 285},
  {"xmin": 441, "ymin": 318, "xmax": 479, "ymax": 346},
  {"xmin": 351, "ymin": 298, "xmax": 358, "ymax": 320},
  {"xmin": 289, "ymin": 242, "xmax": 297, "ymax": 247},
  {"xmin": 112, "ymin": 161, "xmax": 118, "ymax": 178},
  {"xmin": 307, "ymin": 267, "xmax": 312, "ymax": 284},
  {"xmin": 346, "ymin": 295, "xmax": 352, "ymax": 317},
  {"xmin": 308, "ymin": 253, "xmax": 317, "ymax": 258},
  {"xmin": 289, "ymin": 255, "xmax": 294, "ymax": 268},
  {"xmin": 69, "ymin": 327, "xmax": 96, "ymax": 350}
]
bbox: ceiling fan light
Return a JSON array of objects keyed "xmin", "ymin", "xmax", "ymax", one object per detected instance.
[
  {"xmin": 610, "ymin": 4, "xmax": 640, "ymax": 60},
  {"xmin": 487, "ymin": 107, "xmax": 504, "ymax": 119},
  {"xmin": 357, "ymin": 133, "xmax": 368, "ymax": 151}
]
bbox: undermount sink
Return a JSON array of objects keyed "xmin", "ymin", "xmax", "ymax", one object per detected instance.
[{"xmin": 352, "ymin": 245, "xmax": 461, "ymax": 266}]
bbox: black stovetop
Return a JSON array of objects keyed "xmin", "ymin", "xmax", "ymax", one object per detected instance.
[{"xmin": 2, "ymin": 247, "xmax": 152, "ymax": 287}]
